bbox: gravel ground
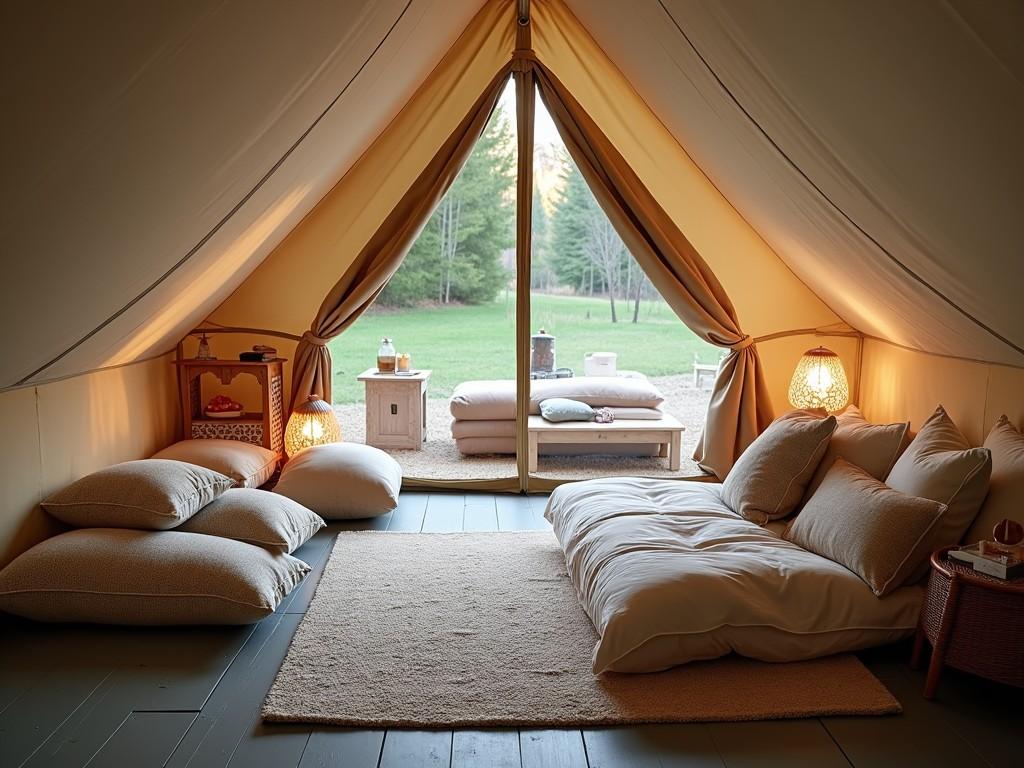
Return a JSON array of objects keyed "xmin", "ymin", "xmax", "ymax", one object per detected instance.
[{"xmin": 334, "ymin": 374, "xmax": 712, "ymax": 481}]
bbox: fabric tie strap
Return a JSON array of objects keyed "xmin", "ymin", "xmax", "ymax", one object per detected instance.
[
  {"xmin": 729, "ymin": 335, "xmax": 754, "ymax": 351},
  {"xmin": 301, "ymin": 330, "xmax": 332, "ymax": 347}
]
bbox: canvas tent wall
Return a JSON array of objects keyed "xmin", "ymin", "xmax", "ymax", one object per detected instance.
[{"xmin": 1, "ymin": 0, "xmax": 1022, "ymax": 564}]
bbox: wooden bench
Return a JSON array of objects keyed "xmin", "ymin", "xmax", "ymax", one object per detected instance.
[{"xmin": 527, "ymin": 414, "xmax": 685, "ymax": 472}]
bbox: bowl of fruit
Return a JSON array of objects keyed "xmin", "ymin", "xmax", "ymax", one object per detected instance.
[{"xmin": 205, "ymin": 395, "xmax": 244, "ymax": 419}]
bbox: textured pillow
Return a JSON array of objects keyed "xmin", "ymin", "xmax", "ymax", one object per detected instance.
[
  {"xmin": 539, "ymin": 398, "xmax": 595, "ymax": 422},
  {"xmin": 178, "ymin": 488, "xmax": 324, "ymax": 554},
  {"xmin": 964, "ymin": 416, "xmax": 1024, "ymax": 544},
  {"xmin": 273, "ymin": 442, "xmax": 401, "ymax": 519},
  {"xmin": 802, "ymin": 405, "xmax": 910, "ymax": 502},
  {"xmin": 151, "ymin": 439, "xmax": 278, "ymax": 488},
  {"xmin": 41, "ymin": 460, "xmax": 233, "ymax": 530},
  {"xmin": 885, "ymin": 405, "xmax": 991, "ymax": 563},
  {"xmin": 784, "ymin": 460, "xmax": 946, "ymax": 596},
  {"xmin": 0, "ymin": 528, "xmax": 309, "ymax": 624},
  {"xmin": 722, "ymin": 410, "xmax": 837, "ymax": 524}
]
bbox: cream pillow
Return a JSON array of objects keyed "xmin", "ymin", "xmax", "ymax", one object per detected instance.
[
  {"xmin": 802, "ymin": 405, "xmax": 910, "ymax": 502},
  {"xmin": 178, "ymin": 488, "xmax": 325, "ymax": 554},
  {"xmin": 784, "ymin": 460, "xmax": 946, "ymax": 596},
  {"xmin": 722, "ymin": 410, "xmax": 836, "ymax": 524},
  {"xmin": 0, "ymin": 528, "xmax": 309, "ymax": 624},
  {"xmin": 963, "ymin": 416, "xmax": 1024, "ymax": 544},
  {"xmin": 41, "ymin": 460, "xmax": 233, "ymax": 530},
  {"xmin": 152, "ymin": 439, "xmax": 278, "ymax": 488},
  {"xmin": 885, "ymin": 405, "xmax": 991, "ymax": 563},
  {"xmin": 273, "ymin": 442, "xmax": 401, "ymax": 519}
]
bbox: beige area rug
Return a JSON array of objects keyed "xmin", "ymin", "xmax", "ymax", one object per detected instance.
[
  {"xmin": 334, "ymin": 374, "xmax": 709, "ymax": 481},
  {"xmin": 263, "ymin": 532, "xmax": 900, "ymax": 727}
]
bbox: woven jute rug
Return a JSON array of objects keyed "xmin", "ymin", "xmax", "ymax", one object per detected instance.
[{"xmin": 263, "ymin": 532, "xmax": 900, "ymax": 727}]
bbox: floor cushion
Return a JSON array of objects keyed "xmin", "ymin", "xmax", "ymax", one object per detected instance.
[
  {"xmin": 178, "ymin": 488, "xmax": 324, "ymax": 554},
  {"xmin": 41, "ymin": 459, "xmax": 233, "ymax": 530},
  {"xmin": 722, "ymin": 410, "xmax": 836, "ymax": 524},
  {"xmin": 152, "ymin": 439, "xmax": 278, "ymax": 488},
  {"xmin": 545, "ymin": 477, "xmax": 922, "ymax": 673},
  {"xmin": 450, "ymin": 377, "xmax": 664, "ymax": 421},
  {"xmin": 964, "ymin": 415, "xmax": 1024, "ymax": 544},
  {"xmin": 454, "ymin": 436, "xmax": 659, "ymax": 457},
  {"xmin": 274, "ymin": 442, "xmax": 401, "ymax": 518},
  {"xmin": 0, "ymin": 528, "xmax": 309, "ymax": 624}
]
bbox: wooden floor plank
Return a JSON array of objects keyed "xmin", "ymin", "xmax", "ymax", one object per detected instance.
[
  {"xmin": 298, "ymin": 728, "xmax": 385, "ymax": 768},
  {"xmin": 583, "ymin": 724, "xmax": 725, "ymax": 768},
  {"xmin": 452, "ymin": 729, "xmax": 521, "ymax": 768},
  {"xmin": 166, "ymin": 613, "xmax": 303, "ymax": 768},
  {"xmin": 707, "ymin": 720, "xmax": 851, "ymax": 768},
  {"xmin": 379, "ymin": 730, "xmax": 453, "ymax": 768},
  {"xmin": 388, "ymin": 493, "xmax": 430, "ymax": 532},
  {"xmin": 823, "ymin": 672, "xmax": 993, "ymax": 768},
  {"xmin": 226, "ymin": 720, "xmax": 310, "ymax": 768},
  {"xmin": 519, "ymin": 729, "xmax": 588, "ymax": 768},
  {"xmin": 496, "ymin": 494, "xmax": 547, "ymax": 531},
  {"xmin": 421, "ymin": 494, "xmax": 465, "ymax": 532},
  {"xmin": 463, "ymin": 497, "xmax": 499, "ymax": 532},
  {"xmin": 282, "ymin": 530, "xmax": 336, "ymax": 615},
  {"xmin": 86, "ymin": 711, "xmax": 197, "ymax": 768}
]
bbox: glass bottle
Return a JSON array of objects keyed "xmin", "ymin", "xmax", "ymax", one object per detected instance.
[{"xmin": 377, "ymin": 337, "xmax": 396, "ymax": 373}]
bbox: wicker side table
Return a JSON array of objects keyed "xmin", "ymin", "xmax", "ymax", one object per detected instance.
[{"xmin": 911, "ymin": 547, "xmax": 1024, "ymax": 699}]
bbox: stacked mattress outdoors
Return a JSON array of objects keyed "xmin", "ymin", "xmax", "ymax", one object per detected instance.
[{"xmin": 450, "ymin": 376, "xmax": 665, "ymax": 455}]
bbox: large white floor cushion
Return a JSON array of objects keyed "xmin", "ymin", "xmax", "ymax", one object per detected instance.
[
  {"xmin": 274, "ymin": 442, "xmax": 401, "ymax": 518},
  {"xmin": 152, "ymin": 439, "xmax": 279, "ymax": 488},
  {"xmin": 41, "ymin": 459, "xmax": 233, "ymax": 530},
  {"xmin": 0, "ymin": 528, "xmax": 309, "ymax": 624},
  {"xmin": 545, "ymin": 477, "xmax": 922, "ymax": 673},
  {"xmin": 178, "ymin": 488, "xmax": 325, "ymax": 554},
  {"xmin": 450, "ymin": 377, "xmax": 664, "ymax": 421}
]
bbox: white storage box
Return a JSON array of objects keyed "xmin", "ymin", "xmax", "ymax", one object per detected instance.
[{"xmin": 584, "ymin": 352, "xmax": 618, "ymax": 377}]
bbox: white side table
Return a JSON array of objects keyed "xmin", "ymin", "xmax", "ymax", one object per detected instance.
[{"xmin": 357, "ymin": 369, "xmax": 431, "ymax": 450}]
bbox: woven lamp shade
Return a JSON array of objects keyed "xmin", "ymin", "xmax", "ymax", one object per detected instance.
[
  {"xmin": 284, "ymin": 395, "xmax": 342, "ymax": 457},
  {"xmin": 788, "ymin": 347, "xmax": 850, "ymax": 413}
]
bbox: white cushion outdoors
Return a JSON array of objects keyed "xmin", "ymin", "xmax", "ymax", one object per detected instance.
[
  {"xmin": 178, "ymin": 488, "xmax": 324, "ymax": 554},
  {"xmin": 152, "ymin": 439, "xmax": 278, "ymax": 488},
  {"xmin": 0, "ymin": 528, "xmax": 309, "ymax": 625},
  {"xmin": 963, "ymin": 415, "xmax": 1024, "ymax": 544},
  {"xmin": 722, "ymin": 410, "xmax": 836, "ymax": 524},
  {"xmin": 274, "ymin": 442, "xmax": 401, "ymax": 519},
  {"xmin": 449, "ymin": 377, "xmax": 664, "ymax": 421},
  {"xmin": 545, "ymin": 477, "xmax": 922, "ymax": 673},
  {"xmin": 885, "ymin": 405, "xmax": 991, "ymax": 566},
  {"xmin": 41, "ymin": 459, "xmax": 233, "ymax": 530}
]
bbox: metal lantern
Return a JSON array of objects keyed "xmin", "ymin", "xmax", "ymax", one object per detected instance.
[
  {"xmin": 284, "ymin": 395, "xmax": 342, "ymax": 457},
  {"xmin": 530, "ymin": 329, "xmax": 555, "ymax": 374}
]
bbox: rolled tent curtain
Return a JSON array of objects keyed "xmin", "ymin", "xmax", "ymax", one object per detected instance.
[
  {"xmin": 532, "ymin": 62, "xmax": 773, "ymax": 477},
  {"xmin": 290, "ymin": 66, "xmax": 512, "ymax": 410}
]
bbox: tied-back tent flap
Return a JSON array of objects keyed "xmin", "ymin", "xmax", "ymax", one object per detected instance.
[{"xmin": 289, "ymin": 0, "xmax": 773, "ymax": 478}]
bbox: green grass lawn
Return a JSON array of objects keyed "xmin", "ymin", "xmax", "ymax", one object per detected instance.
[{"xmin": 329, "ymin": 293, "xmax": 718, "ymax": 404}]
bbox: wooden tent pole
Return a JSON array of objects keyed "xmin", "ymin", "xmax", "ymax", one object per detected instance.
[{"xmin": 514, "ymin": 1, "xmax": 534, "ymax": 491}]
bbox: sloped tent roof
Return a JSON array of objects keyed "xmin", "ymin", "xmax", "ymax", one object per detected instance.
[{"xmin": 1, "ymin": 0, "xmax": 1021, "ymax": 392}]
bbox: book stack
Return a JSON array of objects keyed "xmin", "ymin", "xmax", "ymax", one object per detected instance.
[
  {"xmin": 239, "ymin": 345, "xmax": 278, "ymax": 362},
  {"xmin": 949, "ymin": 543, "xmax": 1024, "ymax": 580}
]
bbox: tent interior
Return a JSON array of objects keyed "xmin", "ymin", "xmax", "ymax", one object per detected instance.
[{"xmin": 1, "ymin": 0, "xmax": 1022, "ymax": 765}]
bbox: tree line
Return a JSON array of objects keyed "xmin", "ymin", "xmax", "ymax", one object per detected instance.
[{"xmin": 380, "ymin": 103, "xmax": 651, "ymax": 323}]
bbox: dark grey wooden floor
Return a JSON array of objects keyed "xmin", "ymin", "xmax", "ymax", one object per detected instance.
[{"xmin": 1, "ymin": 491, "xmax": 1021, "ymax": 768}]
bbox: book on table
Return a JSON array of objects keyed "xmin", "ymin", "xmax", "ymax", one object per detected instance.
[{"xmin": 949, "ymin": 543, "xmax": 1024, "ymax": 580}]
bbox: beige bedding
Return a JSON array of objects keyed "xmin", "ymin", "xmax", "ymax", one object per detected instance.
[{"xmin": 544, "ymin": 477, "xmax": 922, "ymax": 673}]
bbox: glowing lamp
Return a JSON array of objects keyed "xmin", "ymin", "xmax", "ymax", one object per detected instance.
[
  {"xmin": 788, "ymin": 346, "xmax": 850, "ymax": 413},
  {"xmin": 284, "ymin": 395, "xmax": 342, "ymax": 457}
]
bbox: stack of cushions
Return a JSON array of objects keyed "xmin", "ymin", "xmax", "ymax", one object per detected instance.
[
  {"xmin": 0, "ymin": 459, "xmax": 324, "ymax": 625},
  {"xmin": 151, "ymin": 439, "xmax": 279, "ymax": 488},
  {"xmin": 450, "ymin": 376, "xmax": 665, "ymax": 455}
]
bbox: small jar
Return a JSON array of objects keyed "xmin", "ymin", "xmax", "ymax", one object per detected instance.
[
  {"xmin": 377, "ymin": 337, "xmax": 396, "ymax": 373},
  {"xmin": 397, "ymin": 353, "xmax": 411, "ymax": 373}
]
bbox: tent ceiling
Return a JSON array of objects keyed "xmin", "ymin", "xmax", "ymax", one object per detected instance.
[
  {"xmin": 0, "ymin": 0, "xmax": 485, "ymax": 387},
  {"xmin": 566, "ymin": 0, "xmax": 1024, "ymax": 366}
]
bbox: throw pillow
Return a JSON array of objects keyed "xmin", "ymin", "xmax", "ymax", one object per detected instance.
[
  {"xmin": 785, "ymin": 459, "xmax": 946, "ymax": 596},
  {"xmin": 177, "ymin": 488, "xmax": 325, "ymax": 554},
  {"xmin": 539, "ymin": 398, "xmax": 595, "ymax": 422},
  {"xmin": 963, "ymin": 415, "xmax": 1024, "ymax": 544},
  {"xmin": 41, "ymin": 460, "xmax": 233, "ymax": 530},
  {"xmin": 722, "ymin": 410, "xmax": 836, "ymax": 524},
  {"xmin": 151, "ymin": 439, "xmax": 278, "ymax": 488}
]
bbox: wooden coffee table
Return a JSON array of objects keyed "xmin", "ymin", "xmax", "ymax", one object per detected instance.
[{"xmin": 527, "ymin": 414, "xmax": 685, "ymax": 472}]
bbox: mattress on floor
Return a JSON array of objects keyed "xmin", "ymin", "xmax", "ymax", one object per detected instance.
[
  {"xmin": 454, "ymin": 436, "xmax": 660, "ymax": 457},
  {"xmin": 544, "ymin": 477, "xmax": 923, "ymax": 673}
]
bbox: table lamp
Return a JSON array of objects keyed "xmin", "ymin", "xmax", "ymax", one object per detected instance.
[
  {"xmin": 285, "ymin": 395, "xmax": 342, "ymax": 457},
  {"xmin": 787, "ymin": 346, "xmax": 850, "ymax": 413}
]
